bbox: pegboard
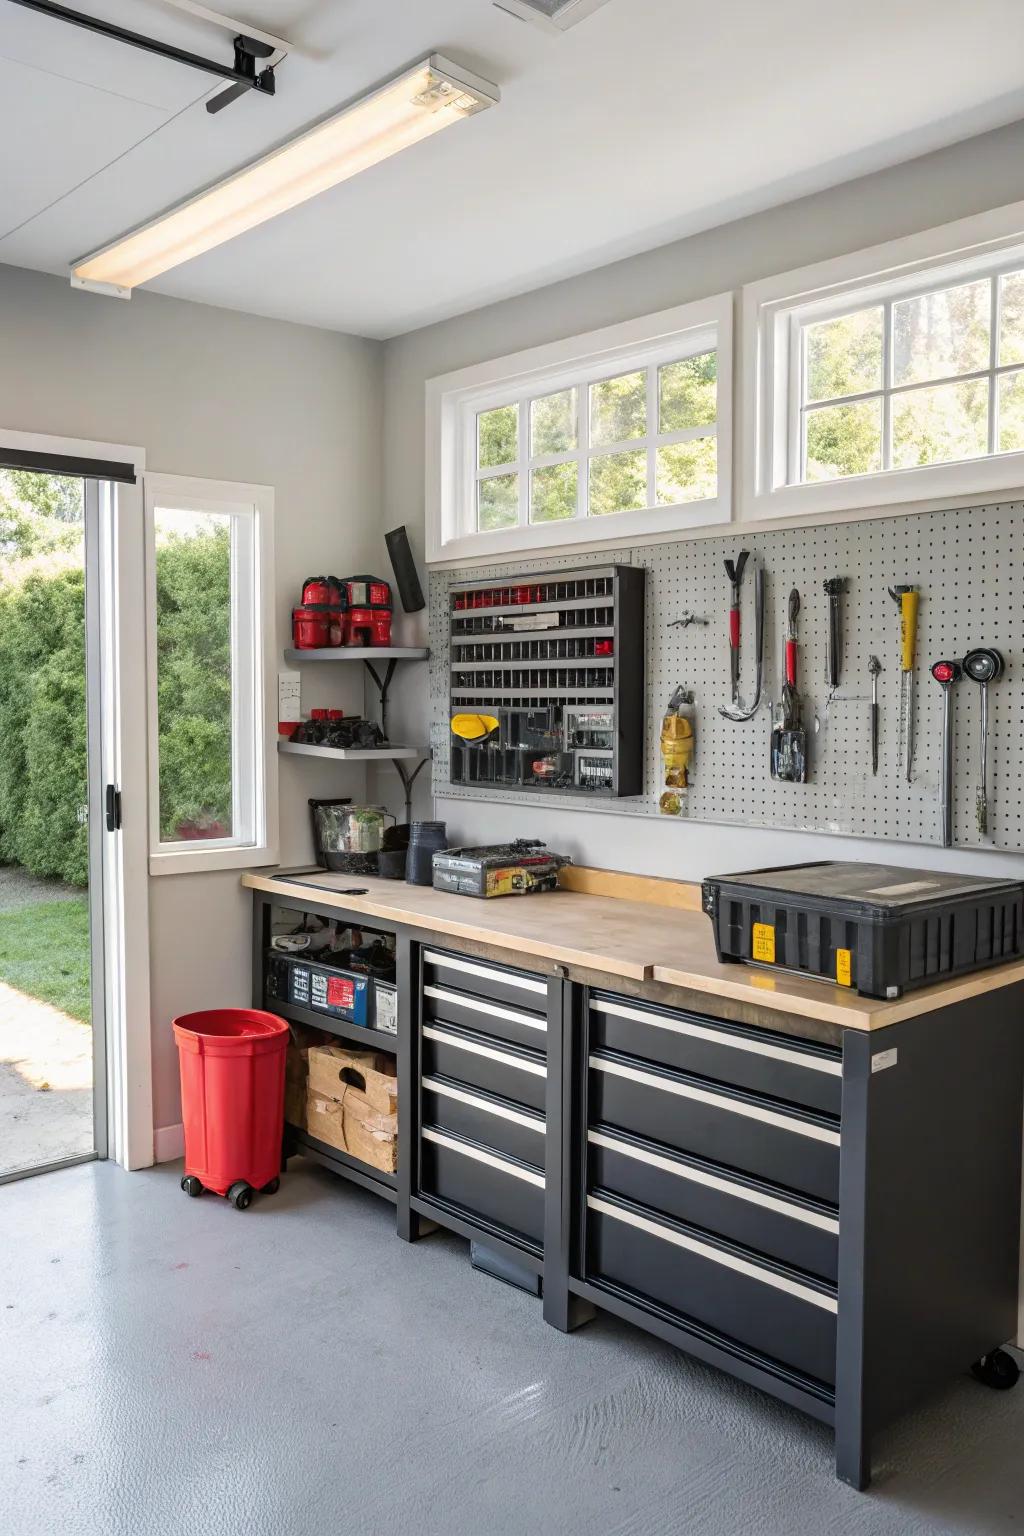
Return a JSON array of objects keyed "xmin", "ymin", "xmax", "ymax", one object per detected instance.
[{"xmin": 428, "ymin": 503, "xmax": 1024, "ymax": 851}]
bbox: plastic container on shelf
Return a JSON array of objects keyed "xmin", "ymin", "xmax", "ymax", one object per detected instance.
[{"xmin": 173, "ymin": 1008, "xmax": 289, "ymax": 1209}]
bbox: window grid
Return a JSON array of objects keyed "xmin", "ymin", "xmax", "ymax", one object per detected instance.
[
  {"xmin": 794, "ymin": 269, "xmax": 1024, "ymax": 482},
  {"xmin": 474, "ymin": 361, "xmax": 718, "ymax": 532}
]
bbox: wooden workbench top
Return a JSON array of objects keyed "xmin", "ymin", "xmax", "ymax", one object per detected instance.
[{"xmin": 242, "ymin": 868, "xmax": 1024, "ymax": 1031}]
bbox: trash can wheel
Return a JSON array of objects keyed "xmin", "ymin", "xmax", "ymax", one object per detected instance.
[
  {"xmin": 261, "ymin": 1177, "xmax": 280, "ymax": 1195},
  {"xmin": 181, "ymin": 1175, "xmax": 203, "ymax": 1198},
  {"xmin": 227, "ymin": 1180, "xmax": 253, "ymax": 1211}
]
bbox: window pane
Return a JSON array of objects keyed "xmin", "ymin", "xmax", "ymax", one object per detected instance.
[
  {"xmin": 892, "ymin": 280, "xmax": 989, "ymax": 386},
  {"xmin": 477, "ymin": 472, "xmax": 519, "ymax": 530},
  {"xmin": 530, "ymin": 462, "xmax": 577, "ymax": 522},
  {"xmin": 477, "ymin": 405, "xmax": 517, "ymax": 469},
  {"xmin": 589, "ymin": 450, "xmax": 647, "ymax": 516},
  {"xmin": 154, "ymin": 508, "xmax": 232, "ymax": 842},
  {"xmin": 590, "ymin": 370, "xmax": 646, "ymax": 447},
  {"xmin": 891, "ymin": 379, "xmax": 988, "ymax": 469},
  {"xmin": 999, "ymin": 271, "xmax": 1024, "ymax": 366},
  {"xmin": 804, "ymin": 400, "xmax": 882, "ymax": 481},
  {"xmin": 656, "ymin": 437, "xmax": 717, "ymax": 505},
  {"xmin": 805, "ymin": 308, "xmax": 883, "ymax": 403},
  {"xmin": 998, "ymin": 370, "xmax": 1024, "ymax": 451},
  {"xmin": 530, "ymin": 388, "xmax": 577, "ymax": 456},
  {"xmin": 659, "ymin": 352, "xmax": 716, "ymax": 431}
]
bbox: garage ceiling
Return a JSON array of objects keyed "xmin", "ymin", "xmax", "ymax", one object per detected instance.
[{"xmin": 3, "ymin": 0, "xmax": 1024, "ymax": 338}]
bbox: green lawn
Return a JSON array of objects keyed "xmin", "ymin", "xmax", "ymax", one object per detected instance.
[{"xmin": 0, "ymin": 896, "xmax": 91, "ymax": 1023}]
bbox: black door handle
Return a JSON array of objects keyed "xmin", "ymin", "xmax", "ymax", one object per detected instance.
[{"xmin": 105, "ymin": 784, "xmax": 122, "ymax": 832}]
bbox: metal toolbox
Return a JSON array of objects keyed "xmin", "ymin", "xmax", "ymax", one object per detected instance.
[{"xmin": 702, "ymin": 861, "xmax": 1024, "ymax": 999}]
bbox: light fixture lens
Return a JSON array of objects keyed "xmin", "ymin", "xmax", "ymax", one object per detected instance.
[{"xmin": 72, "ymin": 56, "xmax": 498, "ymax": 292}]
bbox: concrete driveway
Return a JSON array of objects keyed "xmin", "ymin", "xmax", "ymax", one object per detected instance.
[{"xmin": 0, "ymin": 867, "xmax": 92, "ymax": 1178}]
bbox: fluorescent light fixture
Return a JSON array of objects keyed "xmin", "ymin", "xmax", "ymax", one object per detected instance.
[
  {"xmin": 71, "ymin": 54, "xmax": 498, "ymax": 295},
  {"xmin": 493, "ymin": 0, "xmax": 616, "ymax": 31}
]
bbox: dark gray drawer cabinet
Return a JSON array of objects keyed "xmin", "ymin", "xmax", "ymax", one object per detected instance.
[{"xmin": 416, "ymin": 947, "xmax": 550, "ymax": 1259}]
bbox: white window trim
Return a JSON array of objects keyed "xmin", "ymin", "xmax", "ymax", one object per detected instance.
[
  {"xmin": 143, "ymin": 473, "xmax": 278, "ymax": 876},
  {"xmin": 742, "ymin": 197, "xmax": 1024, "ymax": 524},
  {"xmin": 426, "ymin": 294, "xmax": 733, "ymax": 565}
]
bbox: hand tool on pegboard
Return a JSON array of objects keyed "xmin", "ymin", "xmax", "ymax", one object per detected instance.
[
  {"xmin": 771, "ymin": 589, "xmax": 807, "ymax": 782},
  {"xmin": 720, "ymin": 563, "xmax": 765, "ymax": 722},
  {"xmin": 889, "ymin": 584, "xmax": 919, "ymax": 782},
  {"xmin": 814, "ymin": 577, "xmax": 849, "ymax": 733},
  {"xmin": 962, "ymin": 648, "xmax": 1005, "ymax": 837},
  {"xmin": 868, "ymin": 655, "xmax": 882, "ymax": 776},
  {"xmin": 930, "ymin": 658, "xmax": 962, "ymax": 847},
  {"xmin": 723, "ymin": 551, "xmax": 750, "ymax": 708},
  {"xmin": 667, "ymin": 612, "xmax": 709, "ymax": 629}
]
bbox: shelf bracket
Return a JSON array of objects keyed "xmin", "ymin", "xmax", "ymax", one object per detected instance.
[
  {"xmin": 363, "ymin": 657, "xmax": 399, "ymax": 739},
  {"xmin": 393, "ymin": 755, "xmax": 431, "ymax": 825}
]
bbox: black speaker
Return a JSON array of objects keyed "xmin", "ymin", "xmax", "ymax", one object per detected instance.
[{"xmin": 385, "ymin": 524, "xmax": 425, "ymax": 613}]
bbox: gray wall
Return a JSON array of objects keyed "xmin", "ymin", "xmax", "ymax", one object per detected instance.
[
  {"xmin": 0, "ymin": 264, "xmax": 384, "ymax": 1134},
  {"xmin": 381, "ymin": 116, "xmax": 1024, "ymax": 888}
]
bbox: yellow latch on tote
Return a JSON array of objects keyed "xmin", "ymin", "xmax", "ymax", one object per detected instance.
[
  {"xmin": 751, "ymin": 923, "xmax": 776, "ymax": 964},
  {"xmin": 836, "ymin": 948, "xmax": 853, "ymax": 987}
]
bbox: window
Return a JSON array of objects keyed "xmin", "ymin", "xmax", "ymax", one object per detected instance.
[
  {"xmin": 427, "ymin": 296, "xmax": 732, "ymax": 561},
  {"xmin": 144, "ymin": 475, "xmax": 276, "ymax": 874},
  {"xmin": 744, "ymin": 204, "xmax": 1024, "ymax": 520}
]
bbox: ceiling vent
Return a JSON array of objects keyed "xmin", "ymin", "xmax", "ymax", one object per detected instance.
[{"xmin": 493, "ymin": 0, "xmax": 616, "ymax": 31}]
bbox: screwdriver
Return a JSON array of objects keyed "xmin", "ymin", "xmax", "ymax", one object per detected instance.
[{"xmin": 888, "ymin": 585, "xmax": 919, "ymax": 782}]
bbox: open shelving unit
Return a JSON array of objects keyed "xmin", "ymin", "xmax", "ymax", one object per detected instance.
[{"xmin": 282, "ymin": 643, "xmax": 431, "ymax": 819}]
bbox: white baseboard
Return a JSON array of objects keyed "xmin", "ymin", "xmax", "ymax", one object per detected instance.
[{"xmin": 154, "ymin": 1122, "xmax": 184, "ymax": 1163}]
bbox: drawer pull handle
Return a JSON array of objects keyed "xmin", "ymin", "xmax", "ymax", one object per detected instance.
[
  {"xmin": 423, "ymin": 1076, "xmax": 546, "ymax": 1133},
  {"xmin": 425, "ymin": 984, "xmax": 546, "ymax": 1032},
  {"xmin": 591, "ymin": 998, "xmax": 841, "ymax": 1078},
  {"xmin": 424, "ymin": 951, "xmax": 547, "ymax": 996},
  {"xmin": 425, "ymin": 1025, "xmax": 547, "ymax": 1078},
  {"xmin": 588, "ymin": 1131, "xmax": 838, "ymax": 1235},
  {"xmin": 587, "ymin": 1195, "xmax": 838, "ymax": 1314},
  {"xmin": 589, "ymin": 1054, "xmax": 840, "ymax": 1146},
  {"xmin": 423, "ymin": 1127, "xmax": 545, "ymax": 1188}
]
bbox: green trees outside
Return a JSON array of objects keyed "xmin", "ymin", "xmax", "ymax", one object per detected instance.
[
  {"xmin": 0, "ymin": 473, "xmax": 232, "ymax": 885},
  {"xmin": 475, "ymin": 350, "xmax": 719, "ymax": 529}
]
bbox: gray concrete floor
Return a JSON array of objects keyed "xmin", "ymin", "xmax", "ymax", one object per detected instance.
[{"xmin": 2, "ymin": 1158, "xmax": 1023, "ymax": 1536}]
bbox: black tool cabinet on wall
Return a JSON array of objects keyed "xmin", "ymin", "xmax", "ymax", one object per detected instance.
[{"xmin": 446, "ymin": 563, "xmax": 645, "ymax": 797}]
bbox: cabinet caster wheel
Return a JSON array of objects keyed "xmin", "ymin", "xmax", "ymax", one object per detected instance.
[
  {"xmin": 227, "ymin": 1180, "xmax": 253, "ymax": 1210},
  {"xmin": 180, "ymin": 1176, "xmax": 203, "ymax": 1198},
  {"xmin": 261, "ymin": 1177, "xmax": 280, "ymax": 1195},
  {"xmin": 971, "ymin": 1349, "xmax": 1020, "ymax": 1390}
]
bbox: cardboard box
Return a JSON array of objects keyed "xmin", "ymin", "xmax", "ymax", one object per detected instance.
[
  {"xmin": 307, "ymin": 1043, "xmax": 397, "ymax": 1116},
  {"xmin": 306, "ymin": 1083, "xmax": 398, "ymax": 1173}
]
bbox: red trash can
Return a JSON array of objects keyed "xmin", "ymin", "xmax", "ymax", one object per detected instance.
[{"xmin": 173, "ymin": 1008, "xmax": 289, "ymax": 1209}]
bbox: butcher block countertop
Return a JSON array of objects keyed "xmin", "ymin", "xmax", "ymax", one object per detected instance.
[{"xmin": 242, "ymin": 867, "xmax": 1024, "ymax": 1032}]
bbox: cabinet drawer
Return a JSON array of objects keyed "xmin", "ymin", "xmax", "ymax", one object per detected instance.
[
  {"xmin": 420, "ymin": 1127, "xmax": 545, "ymax": 1250},
  {"xmin": 423, "ymin": 948, "xmax": 548, "ymax": 1012},
  {"xmin": 587, "ymin": 1193, "xmax": 837, "ymax": 1387},
  {"xmin": 423, "ymin": 983, "xmax": 547, "ymax": 1054},
  {"xmin": 589, "ymin": 994, "xmax": 841, "ymax": 1117},
  {"xmin": 422, "ymin": 1075, "xmax": 546, "ymax": 1168},
  {"xmin": 588, "ymin": 1051, "xmax": 840, "ymax": 1204},
  {"xmin": 588, "ymin": 1128, "xmax": 838, "ymax": 1283},
  {"xmin": 422, "ymin": 1024, "xmax": 547, "ymax": 1114}
]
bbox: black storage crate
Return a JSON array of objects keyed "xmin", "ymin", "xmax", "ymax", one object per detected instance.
[{"xmin": 702, "ymin": 861, "xmax": 1024, "ymax": 999}]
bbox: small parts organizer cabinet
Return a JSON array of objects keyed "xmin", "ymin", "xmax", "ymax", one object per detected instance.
[
  {"xmin": 416, "ymin": 948, "xmax": 549, "ymax": 1267},
  {"xmin": 447, "ymin": 564, "xmax": 645, "ymax": 797}
]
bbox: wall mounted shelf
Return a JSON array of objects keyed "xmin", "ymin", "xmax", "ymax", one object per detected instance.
[
  {"xmin": 284, "ymin": 647, "xmax": 429, "ymax": 664},
  {"xmin": 278, "ymin": 741, "xmax": 420, "ymax": 762}
]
